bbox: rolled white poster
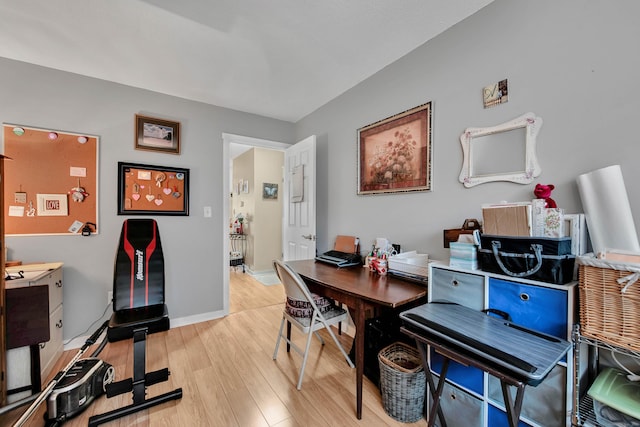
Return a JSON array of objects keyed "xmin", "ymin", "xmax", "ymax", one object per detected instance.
[{"xmin": 576, "ymin": 165, "xmax": 640, "ymax": 254}]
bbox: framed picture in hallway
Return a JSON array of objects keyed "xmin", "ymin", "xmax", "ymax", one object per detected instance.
[
  {"xmin": 135, "ymin": 114, "xmax": 181, "ymax": 154},
  {"xmin": 263, "ymin": 183, "xmax": 278, "ymax": 199},
  {"xmin": 117, "ymin": 162, "xmax": 189, "ymax": 215},
  {"xmin": 357, "ymin": 102, "xmax": 432, "ymax": 195}
]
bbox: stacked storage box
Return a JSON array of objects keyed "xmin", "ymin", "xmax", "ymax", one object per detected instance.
[{"xmin": 449, "ymin": 242, "xmax": 478, "ymax": 270}]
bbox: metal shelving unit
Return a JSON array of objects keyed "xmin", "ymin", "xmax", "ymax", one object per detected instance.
[
  {"xmin": 572, "ymin": 324, "xmax": 640, "ymax": 426},
  {"xmin": 229, "ymin": 233, "xmax": 246, "ymax": 272}
]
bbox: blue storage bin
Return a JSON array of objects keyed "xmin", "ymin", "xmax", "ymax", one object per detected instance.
[{"xmin": 488, "ymin": 278, "xmax": 567, "ymax": 339}]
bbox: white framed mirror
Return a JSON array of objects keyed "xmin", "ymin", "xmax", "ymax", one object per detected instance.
[{"xmin": 458, "ymin": 112, "xmax": 542, "ymax": 187}]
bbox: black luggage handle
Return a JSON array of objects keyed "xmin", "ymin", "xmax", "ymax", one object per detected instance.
[
  {"xmin": 482, "ymin": 308, "xmax": 512, "ymax": 321},
  {"xmin": 490, "ymin": 241, "xmax": 543, "ymax": 278}
]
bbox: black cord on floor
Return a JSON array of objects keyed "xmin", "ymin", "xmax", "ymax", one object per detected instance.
[{"xmin": 63, "ymin": 300, "xmax": 111, "ymax": 346}]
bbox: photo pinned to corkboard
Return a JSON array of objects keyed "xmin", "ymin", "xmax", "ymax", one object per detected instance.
[{"xmin": 118, "ymin": 162, "xmax": 189, "ymax": 215}]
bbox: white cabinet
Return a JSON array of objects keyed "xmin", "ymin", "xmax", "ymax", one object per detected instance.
[
  {"xmin": 5, "ymin": 263, "xmax": 63, "ymax": 402},
  {"xmin": 427, "ymin": 263, "xmax": 577, "ymax": 427}
]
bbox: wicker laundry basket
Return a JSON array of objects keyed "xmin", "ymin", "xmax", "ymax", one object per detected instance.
[
  {"xmin": 578, "ymin": 255, "xmax": 640, "ymax": 352},
  {"xmin": 378, "ymin": 342, "xmax": 426, "ymax": 423}
]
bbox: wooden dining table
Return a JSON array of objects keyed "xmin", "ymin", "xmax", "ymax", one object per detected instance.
[{"xmin": 285, "ymin": 259, "xmax": 428, "ymax": 420}]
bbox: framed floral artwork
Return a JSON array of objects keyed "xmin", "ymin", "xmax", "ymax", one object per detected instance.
[{"xmin": 357, "ymin": 102, "xmax": 432, "ymax": 195}]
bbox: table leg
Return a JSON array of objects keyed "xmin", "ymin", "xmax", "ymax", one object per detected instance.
[
  {"xmin": 416, "ymin": 342, "xmax": 448, "ymax": 427},
  {"xmin": 352, "ymin": 299, "xmax": 365, "ymax": 419},
  {"xmin": 501, "ymin": 381, "xmax": 526, "ymax": 427},
  {"xmin": 30, "ymin": 344, "xmax": 42, "ymax": 393},
  {"xmin": 426, "ymin": 359, "xmax": 449, "ymax": 427}
]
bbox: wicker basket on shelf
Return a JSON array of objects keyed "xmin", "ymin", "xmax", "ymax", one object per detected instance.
[
  {"xmin": 578, "ymin": 255, "xmax": 640, "ymax": 352},
  {"xmin": 378, "ymin": 342, "xmax": 425, "ymax": 423}
]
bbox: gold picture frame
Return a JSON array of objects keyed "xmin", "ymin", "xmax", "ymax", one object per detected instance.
[
  {"xmin": 357, "ymin": 102, "xmax": 432, "ymax": 195},
  {"xmin": 135, "ymin": 114, "xmax": 181, "ymax": 154}
]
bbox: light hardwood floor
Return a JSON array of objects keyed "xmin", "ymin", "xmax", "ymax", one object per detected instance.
[{"xmin": 1, "ymin": 270, "xmax": 428, "ymax": 426}]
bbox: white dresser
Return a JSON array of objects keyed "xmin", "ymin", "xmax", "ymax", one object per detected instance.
[{"xmin": 5, "ymin": 263, "xmax": 63, "ymax": 402}]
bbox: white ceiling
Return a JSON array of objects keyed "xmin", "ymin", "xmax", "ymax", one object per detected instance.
[{"xmin": 0, "ymin": 0, "xmax": 494, "ymax": 122}]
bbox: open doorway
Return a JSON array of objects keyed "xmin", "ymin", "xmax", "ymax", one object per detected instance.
[{"xmin": 222, "ymin": 133, "xmax": 289, "ymax": 314}]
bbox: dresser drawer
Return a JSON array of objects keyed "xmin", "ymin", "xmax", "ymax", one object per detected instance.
[
  {"xmin": 488, "ymin": 363, "xmax": 566, "ymax": 427},
  {"xmin": 40, "ymin": 304, "xmax": 64, "ymax": 379},
  {"xmin": 431, "ymin": 267, "xmax": 485, "ymax": 310},
  {"xmin": 34, "ymin": 269, "xmax": 63, "ymax": 311},
  {"xmin": 488, "ymin": 404, "xmax": 531, "ymax": 427},
  {"xmin": 431, "ymin": 349, "xmax": 483, "ymax": 395},
  {"xmin": 488, "ymin": 278, "xmax": 568, "ymax": 339},
  {"xmin": 430, "ymin": 379, "xmax": 484, "ymax": 427}
]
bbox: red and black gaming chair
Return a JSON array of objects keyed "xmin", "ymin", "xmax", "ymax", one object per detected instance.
[{"xmin": 88, "ymin": 219, "xmax": 182, "ymax": 426}]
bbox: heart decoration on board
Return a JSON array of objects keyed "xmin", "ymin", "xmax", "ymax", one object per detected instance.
[
  {"xmin": 146, "ymin": 194, "xmax": 155, "ymax": 202},
  {"xmin": 132, "ymin": 194, "xmax": 141, "ymax": 201},
  {"xmin": 154, "ymin": 198, "xmax": 163, "ymax": 206},
  {"xmin": 163, "ymin": 188, "xmax": 172, "ymax": 195}
]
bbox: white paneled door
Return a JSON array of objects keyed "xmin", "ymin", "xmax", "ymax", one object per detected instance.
[{"xmin": 283, "ymin": 135, "xmax": 316, "ymax": 261}]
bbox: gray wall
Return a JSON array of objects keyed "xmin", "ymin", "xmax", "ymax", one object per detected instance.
[
  {"xmin": 297, "ymin": 0, "xmax": 640, "ymax": 261},
  {"xmin": 0, "ymin": 58, "xmax": 295, "ymax": 340},
  {"xmin": 2, "ymin": 0, "xmax": 640, "ymax": 342}
]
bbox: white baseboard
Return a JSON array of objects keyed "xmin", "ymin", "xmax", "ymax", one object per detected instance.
[{"xmin": 64, "ymin": 309, "xmax": 227, "ymax": 351}]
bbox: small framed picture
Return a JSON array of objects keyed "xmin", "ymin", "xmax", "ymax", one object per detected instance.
[
  {"xmin": 263, "ymin": 183, "xmax": 278, "ymax": 199},
  {"xmin": 483, "ymin": 79, "xmax": 509, "ymax": 108},
  {"xmin": 135, "ymin": 114, "xmax": 181, "ymax": 154},
  {"xmin": 36, "ymin": 194, "xmax": 69, "ymax": 216}
]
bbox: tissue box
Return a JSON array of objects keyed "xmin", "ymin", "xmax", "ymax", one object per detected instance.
[
  {"xmin": 449, "ymin": 242, "xmax": 478, "ymax": 270},
  {"xmin": 388, "ymin": 251, "xmax": 429, "ymax": 277}
]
